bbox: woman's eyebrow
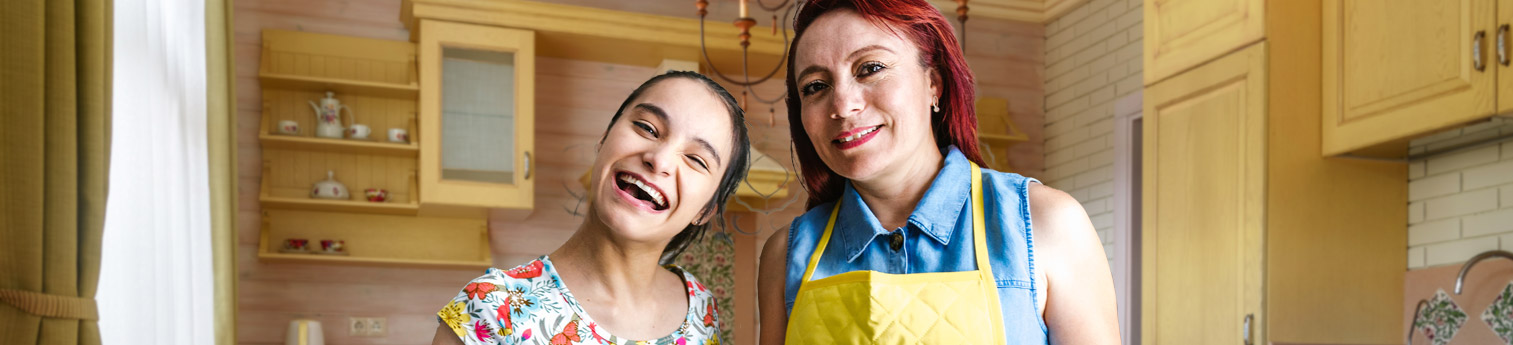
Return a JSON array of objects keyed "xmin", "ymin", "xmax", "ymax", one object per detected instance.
[
  {"xmin": 796, "ymin": 45, "xmax": 893, "ymax": 80},
  {"xmin": 635, "ymin": 102, "xmax": 723, "ymax": 167}
]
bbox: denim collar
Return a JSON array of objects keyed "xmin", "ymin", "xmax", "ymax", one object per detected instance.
[{"xmin": 831, "ymin": 146, "xmax": 972, "ymax": 262}]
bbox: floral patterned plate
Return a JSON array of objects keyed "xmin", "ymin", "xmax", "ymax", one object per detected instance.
[
  {"xmin": 1482, "ymin": 281, "xmax": 1513, "ymax": 345},
  {"xmin": 1415, "ymin": 289, "xmax": 1468, "ymax": 345}
]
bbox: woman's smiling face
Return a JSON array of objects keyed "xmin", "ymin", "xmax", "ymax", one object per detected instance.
[
  {"xmin": 589, "ymin": 77, "xmax": 736, "ymax": 246},
  {"xmin": 793, "ymin": 8, "xmax": 941, "ymax": 183}
]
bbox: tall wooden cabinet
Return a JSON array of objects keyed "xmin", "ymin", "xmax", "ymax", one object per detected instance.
[
  {"xmin": 1322, "ymin": 0, "xmax": 1498, "ymax": 157},
  {"xmin": 1143, "ymin": 0, "xmax": 1265, "ymax": 85},
  {"xmin": 1142, "ymin": 2, "xmax": 1407, "ymax": 344}
]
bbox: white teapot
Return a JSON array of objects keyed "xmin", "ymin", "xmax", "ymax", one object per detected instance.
[
  {"xmin": 308, "ymin": 92, "xmax": 354, "ymax": 139},
  {"xmin": 310, "ymin": 171, "xmax": 349, "ymax": 200}
]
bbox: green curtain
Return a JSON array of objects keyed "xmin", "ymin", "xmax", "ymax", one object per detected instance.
[{"xmin": 0, "ymin": 0, "xmax": 112, "ymax": 344}]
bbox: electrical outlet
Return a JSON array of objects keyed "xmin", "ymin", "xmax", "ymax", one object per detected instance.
[{"xmin": 348, "ymin": 317, "xmax": 388, "ymax": 337}]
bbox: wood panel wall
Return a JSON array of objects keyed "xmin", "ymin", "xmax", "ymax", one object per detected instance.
[{"xmin": 234, "ymin": 1, "xmax": 1043, "ymax": 344}]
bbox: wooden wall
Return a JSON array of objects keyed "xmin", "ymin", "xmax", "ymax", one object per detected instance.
[{"xmin": 233, "ymin": 1, "xmax": 1042, "ymax": 344}]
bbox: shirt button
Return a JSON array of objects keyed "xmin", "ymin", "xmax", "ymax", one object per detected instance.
[{"xmin": 889, "ymin": 232, "xmax": 904, "ymax": 251}]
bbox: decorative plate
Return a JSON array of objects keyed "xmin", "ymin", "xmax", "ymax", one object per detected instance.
[
  {"xmin": 1415, "ymin": 289, "xmax": 1468, "ymax": 345},
  {"xmin": 1482, "ymin": 281, "xmax": 1513, "ymax": 345}
]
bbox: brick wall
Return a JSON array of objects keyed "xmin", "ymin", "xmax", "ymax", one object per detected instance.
[
  {"xmin": 1406, "ymin": 120, "xmax": 1513, "ymax": 269},
  {"xmin": 1042, "ymin": 0, "xmax": 1142, "ymax": 263}
]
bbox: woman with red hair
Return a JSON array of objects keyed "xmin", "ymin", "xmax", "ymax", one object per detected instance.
[{"xmin": 757, "ymin": 0, "xmax": 1119, "ymax": 343}]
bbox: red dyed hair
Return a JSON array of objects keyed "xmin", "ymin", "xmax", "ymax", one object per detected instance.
[{"xmin": 785, "ymin": 0, "xmax": 986, "ymax": 209}]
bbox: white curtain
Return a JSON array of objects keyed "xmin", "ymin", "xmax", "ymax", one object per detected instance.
[{"xmin": 97, "ymin": 0, "xmax": 215, "ymax": 343}]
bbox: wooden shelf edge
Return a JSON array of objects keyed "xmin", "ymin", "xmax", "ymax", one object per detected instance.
[
  {"xmin": 260, "ymin": 195, "xmax": 420, "ymax": 216},
  {"xmin": 259, "ymin": 72, "xmax": 419, "ymax": 99},
  {"xmin": 256, "ymin": 216, "xmax": 492, "ymax": 270},
  {"xmin": 256, "ymin": 251, "xmax": 491, "ymax": 270},
  {"xmin": 259, "ymin": 132, "xmax": 418, "ymax": 157}
]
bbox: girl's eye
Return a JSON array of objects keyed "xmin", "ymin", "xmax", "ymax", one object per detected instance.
[
  {"xmin": 633, "ymin": 121, "xmax": 657, "ymax": 137},
  {"xmin": 800, "ymin": 80, "xmax": 829, "ymax": 96},
  {"xmin": 687, "ymin": 155, "xmax": 709, "ymax": 170},
  {"xmin": 857, "ymin": 62, "xmax": 885, "ymax": 77}
]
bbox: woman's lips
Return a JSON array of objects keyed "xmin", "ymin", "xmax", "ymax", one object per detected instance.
[{"xmin": 831, "ymin": 125, "xmax": 882, "ymax": 150}]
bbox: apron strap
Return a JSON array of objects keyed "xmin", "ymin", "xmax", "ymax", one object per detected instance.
[{"xmin": 800, "ymin": 163, "xmax": 991, "ymax": 282}]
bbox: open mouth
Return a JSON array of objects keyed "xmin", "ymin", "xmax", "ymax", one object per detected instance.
[
  {"xmin": 614, "ymin": 172, "xmax": 669, "ymax": 211},
  {"xmin": 831, "ymin": 125, "xmax": 883, "ymax": 149}
]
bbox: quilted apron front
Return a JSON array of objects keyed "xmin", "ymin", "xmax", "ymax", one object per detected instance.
[{"xmin": 786, "ymin": 163, "xmax": 1006, "ymax": 344}]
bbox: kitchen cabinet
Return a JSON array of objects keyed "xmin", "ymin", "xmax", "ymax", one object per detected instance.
[
  {"xmin": 416, "ymin": 20, "xmax": 536, "ymax": 211},
  {"xmin": 1143, "ymin": 3, "xmax": 1408, "ymax": 343},
  {"xmin": 1322, "ymin": 0, "xmax": 1497, "ymax": 157},
  {"xmin": 1143, "ymin": 0, "xmax": 1265, "ymax": 85}
]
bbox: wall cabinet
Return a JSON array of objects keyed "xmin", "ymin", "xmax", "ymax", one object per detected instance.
[
  {"xmin": 1322, "ymin": 0, "xmax": 1497, "ymax": 157},
  {"xmin": 1142, "ymin": 3, "xmax": 1408, "ymax": 343},
  {"xmin": 1143, "ymin": 0, "xmax": 1265, "ymax": 85},
  {"xmin": 417, "ymin": 20, "xmax": 536, "ymax": 211}
]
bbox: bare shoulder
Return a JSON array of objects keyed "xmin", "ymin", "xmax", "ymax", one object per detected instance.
[
  {"xmin": 1026, "ymin": 183, "xmax": 1097, "ymax": 248},
  {"xmin": 758, "ymin": 227, "xmax": 788, "ymax": 287}
]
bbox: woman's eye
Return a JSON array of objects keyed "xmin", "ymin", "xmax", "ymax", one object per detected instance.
[
  {"xmin": 857, "ymin": 62, "xmax": 886, "ymax": 77},
  {"xmin": 688, "ymin": 155, "xmax": 709, "ymax": 170},
  {"xmin": 800, "ymin": 80, "xmax": 829, "ymax": 96},
  {"xmin": 633, "ymin": 121, "xmax": 657, "ymax": 137}
]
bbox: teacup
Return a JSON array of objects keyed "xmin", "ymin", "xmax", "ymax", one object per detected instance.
[
  {"xmin": 283, "ymin": 238, "xmax": 308, "ymax": 251},
  {"xmin": 364, "ymin": 188, "xmax": 388, "ymax": 202},
  {"xmin": 277, "ymin": 120, "xmax": 300, "ymax": 135},
  {"xmin": 387, "ymin": 128, "xmax": 408, "ymax": 143},
  {"xmin": 347, "ymin": 124, "xmax": 371, "ymax": 140},
  {"xmin": 319, "ymin": 239, "xmax": 344, "ymax": 253}
]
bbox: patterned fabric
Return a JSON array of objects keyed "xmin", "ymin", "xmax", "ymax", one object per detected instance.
[
  {"xmin": 673, "ymin": 233, "xmax": 734, "ymax": 343},
  {"xmin": 437, "ymin": 256, "xmax": 723, "ymax": 345},
  {"xmin": 1482, "ymin": 281, "xmax": 1513, "ymax": 345},
  {"xmin": 1415, "ymin": 289, "xmax": 1468, "ymax": 345}
]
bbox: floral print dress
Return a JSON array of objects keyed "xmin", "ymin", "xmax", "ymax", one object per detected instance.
[{"xmin": 437, "ymin": 256, "xmax": 723, "ymax": 345}]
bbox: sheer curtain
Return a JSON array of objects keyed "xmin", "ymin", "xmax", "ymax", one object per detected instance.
[{"xmin": 97, "ymin": 0, "xmax": 215, "ymax": 343}]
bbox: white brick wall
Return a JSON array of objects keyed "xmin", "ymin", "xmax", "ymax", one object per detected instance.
[
  {"xmin": 1043, "ymin": 0, "xmax": 1142, "ymax": 264},
  {"xmin": 1406, "ymin": 120, "xmax": 1513, "ymax": 268}
]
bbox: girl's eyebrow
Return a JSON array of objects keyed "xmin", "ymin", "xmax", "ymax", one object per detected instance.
[{"xmin": 634, "ymin": 103, "xmax": 723, "ymax": 167}]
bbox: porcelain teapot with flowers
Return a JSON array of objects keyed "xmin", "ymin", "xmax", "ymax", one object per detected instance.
[
  {"xmin": 310, "ymin": 170, "xmax": 349, "ymax": 200},
  {"xmin": 308, "ymin": 91, "xmax": 355, "ymax": 139}
]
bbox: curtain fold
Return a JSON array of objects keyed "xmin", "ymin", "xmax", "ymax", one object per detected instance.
[{"xmin": 0, "ymin": 0, "xmax": 113, "ymax": 344}]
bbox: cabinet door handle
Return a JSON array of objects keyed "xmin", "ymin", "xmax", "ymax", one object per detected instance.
[
  {"xmin": 1500, "ymin": 24, "xmax": 1510, "ymax": 66},
  {"xmin": 1242, "ymin": 314, "xmax": 1254, "ymax": 345},
  {"xmin": 523, "ymin": 151, "xmax": 533, "ymax": 180},
  {"xmin": 1475, "ymin": 30, "xmax": 1488, "ymax": 71}
]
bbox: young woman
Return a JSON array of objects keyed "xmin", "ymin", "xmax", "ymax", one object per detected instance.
[
  {"xmin": 434, "ymin": 71, "xmax": 750, "ymax": 345},
  {"xmin": 757, "ymin": 0, "xmax": 1120, "ymax": 343}
]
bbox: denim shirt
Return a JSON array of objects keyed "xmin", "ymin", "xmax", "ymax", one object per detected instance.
[{"xmin": 784, "ymin": 146, "xmax": 1049, "ymax": 343}]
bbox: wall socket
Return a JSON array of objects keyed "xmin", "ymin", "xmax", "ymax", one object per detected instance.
[{"xmin": 348, "ymin": 317, "xmax": 388, "ymax": 337}]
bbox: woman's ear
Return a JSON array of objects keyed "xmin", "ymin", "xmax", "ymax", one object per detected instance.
[{"xmin": 928, "ymin": 67, "xmax": 943, "ymax": 104}]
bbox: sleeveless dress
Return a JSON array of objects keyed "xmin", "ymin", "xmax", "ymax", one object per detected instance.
[
  {"xmin": 438, "ymin": 256, "xmax": 723, "ymax": 345},
  {"xmin": 783, "ymin": 146, "xmax": 1049, "ymax": 343}
]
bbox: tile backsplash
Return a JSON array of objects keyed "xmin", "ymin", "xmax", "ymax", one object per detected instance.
[{"xmin": 1407, "ymin": 119, "xmax": 1513, "ymax": 269}]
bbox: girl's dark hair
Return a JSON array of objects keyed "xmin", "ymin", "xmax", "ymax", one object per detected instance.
[
  {"xmin": 785, "ymin": 0, "xmax": 987, "ymax": 209},
  {"xmin": 600, "ymin": 70, "xmax": 751, "ymax": 265}
]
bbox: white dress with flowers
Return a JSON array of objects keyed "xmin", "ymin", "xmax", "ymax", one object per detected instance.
[{"xmin": 437, "ymin": 256, "xmax": 723, "ymax": 345}]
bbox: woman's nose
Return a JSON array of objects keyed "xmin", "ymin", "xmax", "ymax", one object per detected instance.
[
  {"xmin": 829, "ymin": 81, "xmax": 864, "ymax": 119},
  {"xmin": 641, "ymin": 146, "xmax": 675, "ymax": 176}
]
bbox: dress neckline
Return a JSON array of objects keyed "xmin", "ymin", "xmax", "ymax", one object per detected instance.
[{"xmin": 538, "ymin": 255, "xmax": 699, "ymax": 343}]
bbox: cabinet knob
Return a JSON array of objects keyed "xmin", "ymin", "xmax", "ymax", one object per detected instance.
[
  {"xmin": 1474, "ymin": 30, "xmax": 1488, "ymax": 72},
  {"xmin": 523, "ymin": 151, "xmax": 533, "ymax": 180},
  {"xmin": 1499, "ymin": 24, "xmax": 1509, "ymax": 66},
  {"xmin": 1242, "ymin": 313, "xmax": 1254, "ymax": 345}
]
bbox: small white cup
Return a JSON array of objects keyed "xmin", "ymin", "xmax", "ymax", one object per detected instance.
[
  {"xmin": 347, "ymin": 124, "xmax": 371, "ymax": 140},
  {"xmin": 277, "ymin": 120, "xmax": 300, "ymax": 135},
  {"xmin": 387, "ymin": 128, "xmax": 409, "ymax": 143}
]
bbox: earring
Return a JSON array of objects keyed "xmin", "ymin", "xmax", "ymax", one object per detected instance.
[{"xmin": 932, "ymin": 103, "xmax": 940, "ymax": 113}]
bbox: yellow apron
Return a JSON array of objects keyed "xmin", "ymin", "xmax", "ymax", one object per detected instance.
[{"xmin": 785, "ymin": 163, "xmax": 1005, "ymax": 344}]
